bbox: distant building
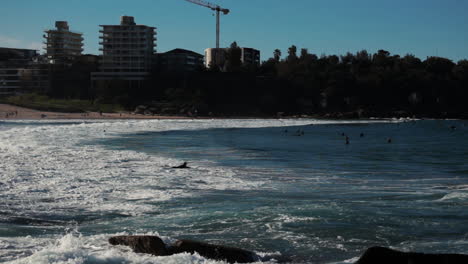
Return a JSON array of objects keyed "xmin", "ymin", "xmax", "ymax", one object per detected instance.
[
  {"xmin": 204, "ymin": 47, "xmax": 260, "ymax": 68},
  {"xmin": 240, "ymin": 48, "xmax": 260, "ymax": 66},
  {"xmin": 204, "ymin": 48, "xmax": 226, "ymax": 68},
  {"xmin": 0, "ymin": 47, "xmax": 50, "ymax": 97},
  {"xmin": 157, "ymin": 48, "xmax": 204, "ymax": 72},
  {"xmin": 0, "ymin": 67, "xmax": 49, "ymax": 97},
  {"xmin": 0, "ymin": 67, "xmax": 25, "ymax": 97},
  {"xmin": 44, "ymin": 21, "xmax": 84, "ymax": 64},
  {"xmin": 74, "ymin": 54, "xmax": 100, "ymax": 65},
  {"xmin": 91, "ymin": 16, "xmax": 156, "ymax": 85},
  {"xmin": 0, "ymin": 48, "xmax": 38, "ymax": 62}
]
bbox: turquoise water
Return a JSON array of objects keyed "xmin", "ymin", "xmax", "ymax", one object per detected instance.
[{"xmin": 1, "ymin": 119, "xmax": 467, "ymax": 263}]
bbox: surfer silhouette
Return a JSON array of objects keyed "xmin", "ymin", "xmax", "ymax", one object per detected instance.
[{"xmin": 172, "ymin": 162, "xmax": 190, "ymax": 169}]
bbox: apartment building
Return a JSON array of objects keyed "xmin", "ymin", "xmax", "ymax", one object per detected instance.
[
  {"xmin": 0, "ymin": 48, "xmax": 49, "ymax": 97},
  {"xmin": 204, "ymin": 47, "xmax": 260, "ymax": 68},
  {"xmin": 157, "ymin": 48, "xmax": 204, "ymax": 72},
  {"xmin": 240, "ymin": 48, "xmax": 260, "ymax": 66},
  {"xmin": 44, "ymin": 21, "xmax": 84, "ymax": 64},
  {"xmin": 92, "ymin": 16, "xmax": 156, "ymax": 84}
]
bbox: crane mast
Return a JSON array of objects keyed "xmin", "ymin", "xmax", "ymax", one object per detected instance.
[{"xmin": 185, "ymin": 0, "xmax": 230, "ymax": 49}]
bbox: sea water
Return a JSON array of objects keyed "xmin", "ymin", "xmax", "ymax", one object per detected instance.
[{"xmin": 0, "ymin": 119, "xmax": 467, "ymax": 264}]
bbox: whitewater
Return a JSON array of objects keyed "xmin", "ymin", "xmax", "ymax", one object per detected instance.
[{"xmin": 0, "ymin": 119, "xmax": 467, "ymax": 263}]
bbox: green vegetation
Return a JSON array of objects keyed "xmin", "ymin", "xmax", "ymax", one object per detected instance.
[
  {"xmin": 1, "ymin": 93, "xmax": 124, "ymax": 113},
  {"xmin": 257, "ymin": 48, "xmax": 468, "ymax": 117},
  {"xmin": 150, "ymin": 46, "xmax": 468, "ymax": 117},
  {"xmin": 13, "ymin": 43, "xmax": 466, "ymax": 118}
]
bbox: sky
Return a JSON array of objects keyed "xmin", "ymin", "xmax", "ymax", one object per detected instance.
[{"xmin": 1, "ymin": 0, "xmax": 467, "ymax": 62}]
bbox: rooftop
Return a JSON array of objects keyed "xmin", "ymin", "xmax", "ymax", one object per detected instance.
[
  {"xmin": 162, "ymin": 48, "xmax": 203, "ymax": 57},
  {"xmin": 0, "ymin": 47, "xmax": 38, "ymax": 53}
]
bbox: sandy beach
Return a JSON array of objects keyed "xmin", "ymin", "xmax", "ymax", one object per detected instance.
[{"xmin": 0, "ymin": 104, "xmax": 189, "ymax": 120}]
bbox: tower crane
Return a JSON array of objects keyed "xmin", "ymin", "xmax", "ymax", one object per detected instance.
[{"xmin": 185, "ymin": 0, "xmax": 230, "ymax": 49}]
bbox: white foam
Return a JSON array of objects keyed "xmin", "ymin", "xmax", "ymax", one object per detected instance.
[
  {"xmin": 3, "ymin": 231, "xmax": 283, "ymax": 264},
  {"xmin": 1, "ymin": 119, "xmax": 398, "ymax": 217},
  {"xmin": 334, "ymin": 256, "xmax": 360, "ymax": 263},
  {"xmin": 438, "ymin": 192, "xmax": 468, "ymax": 201},
  {"xmin": 5, "ymin": 233, "xmax": 234, "ymax": 264},
  {"xmin": 275, "ymin": 214, "xmax": 320, "ymax": 223},
  {"xmin": 0, "ymin": 118, "xmax": 406, "ymax": 263}
]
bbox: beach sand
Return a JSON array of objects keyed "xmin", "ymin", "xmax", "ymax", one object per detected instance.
[{"xmin": 0, "ymin": 104, "xmax": 188, "ymax": 120}]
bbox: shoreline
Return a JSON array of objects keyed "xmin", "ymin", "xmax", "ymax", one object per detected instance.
[
  {"xmin": 1, "ymin": 103, "xmax": 465, "ymax": 121},
  {"xmin": 0, "ymin": 104, "xmax": 190, "ymax": 120}
]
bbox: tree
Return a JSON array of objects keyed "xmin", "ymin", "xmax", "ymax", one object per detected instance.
[
  {"xmin": 273, "ymin": 49, "xmax": 282, "ymax": 62},
  {"xmin": 327, "ymin": 55, "xmax": 339, "ymax": 65},
  {"xmin": 372, "ymin": 49, "xmax": 391, "ymax": 67},
  {"xmin": 401, "ymin": 54, "xmax": 422, "ymax": 68},
  {"xmin": 454, "ymin": 60, "xmax": 468, "ymax": 79},
  {"xmin": 355, "ymin": 50, "xmax": 371, "ymax": 63},
  {"xmin": 287, "ymin": 45, "xmax": 298, "ymax": 61},
  {"xmin": 300, "ymin": 48, "xmax": 309, "ymax": 59},
  {"xmin": 225, "ymin": 41, "xmax": 242, "ymax": 72},
  {"xmin": 424, "ymin": 57, "xmax": 455, "ymax": 75},
  {"xmin": 341, "ymin": 52, "xmax": 354, "ymax": 65}
]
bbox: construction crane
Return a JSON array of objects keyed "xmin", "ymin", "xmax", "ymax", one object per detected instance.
[{"xmin": 185, "ymin": 0, "xmax": 230, "ymax": 49}]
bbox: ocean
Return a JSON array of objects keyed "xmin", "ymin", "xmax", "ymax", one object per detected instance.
[{"xmin": 0, "ymin": 119, "xmax": 467, "ymax": 263}]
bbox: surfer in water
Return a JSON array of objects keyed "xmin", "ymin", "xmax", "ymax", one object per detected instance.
[{"xmin": 172, "ymin": 162, "xmax": 190, "ymax": 169}]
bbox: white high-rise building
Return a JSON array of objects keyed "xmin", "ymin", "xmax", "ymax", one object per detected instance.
[
  {"xmin": 92, "ymin": 16, "xmax": 157, "ymax": 82},
  {"xmin": 44, "ymin": 21, "xmax": 83, "ymax": 64}
]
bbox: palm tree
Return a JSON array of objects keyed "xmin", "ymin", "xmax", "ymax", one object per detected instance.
[{"xmin": 273, "ymin": 49, "xmax": 282, "ymax": 62}]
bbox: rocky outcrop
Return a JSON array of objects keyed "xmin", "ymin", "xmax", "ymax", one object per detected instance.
[
  {"xmin": 356, "ymin": 246, "xmax": 468, "ymax": 264},
  {"xmin": 109, "ymin": 237, "xmax": 468, "ymax": 264},
  {"xmin": 109, "ymin": 235, "xmax": 257, "ymax": 263},
  {"xmin": 168, "ymin": 239, "xmax": 258, "ymax": 263},
  {"xmin": 108, "ymin": 236, "xmax": 168, "ymax": 256}
]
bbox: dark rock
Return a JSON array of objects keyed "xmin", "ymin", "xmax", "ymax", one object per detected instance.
[
  {"xmin": 168, "ymin": 239, "xmax": 258, "ymax": 263},
  {"xmin": 108, "ymin": 236, "xmax": 168, "ymax": 256},
  {"xmin": 356, "ymin": 246, "xmax": 468, "ymax": 264},
  {"xmin": 108, "ymin": 236, "xmax": 258, "ymax": 263}
]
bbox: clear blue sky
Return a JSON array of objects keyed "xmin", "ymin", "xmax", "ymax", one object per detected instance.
[{"xmin": 1, "ymin": 0, "xmax": 467, "ymax": 62}]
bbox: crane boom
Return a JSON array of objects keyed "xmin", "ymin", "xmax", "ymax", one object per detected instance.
[
  {"xmin": 185, "ymin": 0, "xmax": 229, "ymax": 14},
  {"xmin": 184, "ymin": 0, "xmax": 230, "ymax": 50}
]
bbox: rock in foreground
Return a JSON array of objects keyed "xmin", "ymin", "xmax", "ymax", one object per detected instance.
[
  {"xmin": 109, "ymin": 235, "xmax": 257, "ymax": 263},
  {"xmin": 108, "ymin": 236, "xmax": 168, "ymax": 256},
  {"xmin": 357, "ymin": 246, "xmax": 468, "ymax": 264}
]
